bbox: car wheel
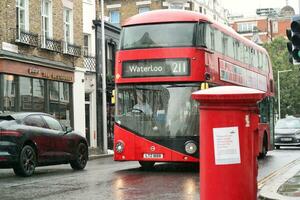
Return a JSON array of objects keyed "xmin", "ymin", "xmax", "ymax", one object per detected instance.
[
  {"xmin": 275, "ymin": 145, "xmax": 280, "ymax": 150},
  {"xmin": 70, "ymin": 143, "xmax": 88, "ymax": 170},
  {"xmin": 13, "ymin": 145, "xmax": 36, "ymax": 177},
  {"xmin": 139, "ymin": 161, "xmax": 155, "ymax": 170}
]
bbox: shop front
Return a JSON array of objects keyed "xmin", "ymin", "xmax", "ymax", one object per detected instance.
[{"xmin": 0, "ymin": 59, "xmax": 74, "ymax": 127}]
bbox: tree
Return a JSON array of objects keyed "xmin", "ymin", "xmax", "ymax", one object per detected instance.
[{"xmin": 263, "ymin": 37, "xmax": 300, "ymax": 118}]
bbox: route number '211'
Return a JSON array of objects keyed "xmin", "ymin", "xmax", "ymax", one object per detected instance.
[{"xmin": 170, "ymin": 61, "xmax": 188, "ymax": 75}]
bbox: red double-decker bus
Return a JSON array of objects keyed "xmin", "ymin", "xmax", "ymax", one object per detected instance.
[{"xmin": 113, "ymin": 10, "xmax": 275, "ymax": 169}]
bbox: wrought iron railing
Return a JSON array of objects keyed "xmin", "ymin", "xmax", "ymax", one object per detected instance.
[
  {"xmin": 10, "ymin": 29, "xmax": 82, "ymax": 58},
  {"xmin": 63, "ymin": 42, "xmax": 81, "ymax": 57},
  {"xmin": 84, "ymin": 56, "xmax": 96, "ymax": 72},
  {"xmin": 41, "ymin": 36, "xmax": 62, "ymax": 53},
  {"xmin": 16, "ymin": 30, "xmax": 39, "ymax": 46}
]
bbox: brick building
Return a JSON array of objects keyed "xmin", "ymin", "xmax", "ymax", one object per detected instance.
[
  {"xmin": 99, "ymin": 0, "xmax": 230, "ymax": 27},
  {"xmin": 230, "ymin": 6, "xmax": 294, "ymax": 44},
  {"xmin": 0, "ymin": 0, "xmax": 85, "ymax": 135}
]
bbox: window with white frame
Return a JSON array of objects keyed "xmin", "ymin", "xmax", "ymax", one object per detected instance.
[
  {"xmin": 83, "ymin": 34, "xmax": 91, "ymax": 56},
  {"xmin": 169, "ymin": 3, "xmax": 184, "ymax": 9},
  {"xmin": 139, "ymin": 6, "xmax": 150, "ymax": 13},
  {"xmin": 237, "ymin": 22, "xmax": 257, "ymax": 33},
  {"xmin": 272, "ymin": 21, "xmax": 278, "ymax": 33},
  {"xmin": 42, "ymin": 0, "xmax": 52, "ymax": 45},
  {"xmin": 63, "ymin": 8, "xmax": 73, "ymax": 45},
  {"xmin": 109, "ymin": 10, "xmax": 120, "ymax": 25},
  {"xmin": 16, "ymin": 0, "xmax": 29, "ymax": 36}
]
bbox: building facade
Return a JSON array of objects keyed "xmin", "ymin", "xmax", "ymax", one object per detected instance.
[
  {"xmin": 0, "ymin": 0, "xmax": 85, "ymax": 135},
  {"xmin": 93, "ymin": 20, "xmax": 120, "ymax": 152},
  {"xmin": 100, "ymin": 0, "xmax": 229, "ymax": 27},
  {"xmin": 230, "ymin": 6, "xmax": 294, "ymax": 44},
  {"xmin": 83, "ymin": 0, "xmax": 97, "ymax": 148}
]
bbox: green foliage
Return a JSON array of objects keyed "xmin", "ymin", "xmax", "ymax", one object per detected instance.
[{"xmin": 263, "ymin": 37, "xmax": 300, "ymax": 117}]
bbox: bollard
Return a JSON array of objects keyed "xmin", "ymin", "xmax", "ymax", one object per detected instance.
[{"xmin": 192, "ymin": 86, "xmax": 265, "ymax": 200}]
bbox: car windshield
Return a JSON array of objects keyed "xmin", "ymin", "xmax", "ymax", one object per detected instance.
[
  {"xmin": 275, "ymin": 118, "xmax": 300, "ymax": 129},
  {"xmin": 120, "ymin": 23, "xmax": 196, "ymax": 50},
  {"xmin": 115, "ymin": 84, "xmax": 199, "ymax": 137}
]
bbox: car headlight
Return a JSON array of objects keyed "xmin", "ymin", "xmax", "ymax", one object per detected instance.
[
  {"xmin": 185, "ymin": 141, "xmax": 197, "ymax": 155},
  {"xmin": 115, "ymin": 140, "xmax": 125, "ymax": 153}
]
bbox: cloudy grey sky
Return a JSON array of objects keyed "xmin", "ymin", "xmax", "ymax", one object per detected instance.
[{"xmin": 220, "ymin": 0, "xmax": 299, "ymax": 16}]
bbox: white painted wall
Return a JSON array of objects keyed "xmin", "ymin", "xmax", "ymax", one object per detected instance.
[
  {"xmin": 83, "ymin": 0, "xmax": 97, "ymax": 147},
  {"xmin": 73, "ymin": 67, "xmax": 86, "ymax": 137},
  {"xmin": 83, "ymin": 0, "xmax": 96, "ymax": 56},
  {"xmin": 84, "ymin": 74, "xmax": 97, "ymax": 148}
]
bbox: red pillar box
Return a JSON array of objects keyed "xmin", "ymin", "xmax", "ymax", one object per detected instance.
[{"xmin": 192, "ymin": 86, "xmax": 265, "ymax": 200}]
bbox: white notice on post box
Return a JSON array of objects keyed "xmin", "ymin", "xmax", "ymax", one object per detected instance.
[{"xmin": 213, "ymin": 126, "xmax": 241, "ymax": 165}]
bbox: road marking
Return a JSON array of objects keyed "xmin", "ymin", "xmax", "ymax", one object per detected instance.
[{"xmin": 257, "ymin": 158, "xmax": 300, "ymax": 189}]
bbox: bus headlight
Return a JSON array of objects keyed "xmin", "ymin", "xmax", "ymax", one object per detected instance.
[
  {"xmin": 185, "ymin": 141, "xmax": 197, "ymax": 155},
  {"xmin": 115, "ymin": 140, "xmax": 125, "ymax": 153}
]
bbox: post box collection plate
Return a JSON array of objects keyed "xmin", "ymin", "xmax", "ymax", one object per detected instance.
[{"xmin": 213, "ymin": 126, "xmax": 241, "ymax": 165}]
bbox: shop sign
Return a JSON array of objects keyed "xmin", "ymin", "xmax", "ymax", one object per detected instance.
[{"xmin": 28, "ymin": 67, "xmax": 73, "ymax": 82}]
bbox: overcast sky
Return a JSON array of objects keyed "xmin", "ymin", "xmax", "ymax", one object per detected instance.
[{"xmin": 220, "ymin": 0, "xmax": 299, "ymax": 16}]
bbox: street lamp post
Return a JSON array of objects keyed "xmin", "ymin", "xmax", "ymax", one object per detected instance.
[
  {"xmin": 101, "ymin": 0, "xmax": 107, "ymax": 153},
  {"xmin": 277, "ymin": 69, "xmax": 292, "ymax": 119}
]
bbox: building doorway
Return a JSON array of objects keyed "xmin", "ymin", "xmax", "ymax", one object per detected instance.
[{"xmin": 85, "ymin": 93, "xmax": 91, "ymax": 146}]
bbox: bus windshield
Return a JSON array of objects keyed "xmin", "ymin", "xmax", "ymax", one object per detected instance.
[
  {"xmin": 115, "ymin": 84, "xmax": 199, "ymax": 137},
  {"xmin": 120, "ymin": 23, "xmax": 197, "ymax": 50}
]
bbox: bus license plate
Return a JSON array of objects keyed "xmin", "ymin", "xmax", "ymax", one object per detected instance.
[
  {"xmin": 280, "ymin": 137, "xmax": 292, "ymax": 142},
  {"xmin": 143, "ymin": 153, "xmax": 163, "ymax": 159}
]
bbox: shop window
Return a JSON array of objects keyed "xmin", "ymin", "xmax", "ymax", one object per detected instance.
[
  {"xmin": 19, "ymin": 77, "xmax": 32, "ymax": 111},
  {"xmin": 19, "ymin": 77, "xmax": 45, "ymax": 112},
  {"xmin": 107, "ymin": 42, "xmax": 116, "ymax": 79},
  {"xmin": 49, "ymin": 81, "xmax": 71, "ymax": 127},
  {"xmin": 32, "ymin": 79, "xmax": 45, "ymax": 112},
  {"xmin": 2, "ymin": 75, "xmax": 16, "ymax": 112}
]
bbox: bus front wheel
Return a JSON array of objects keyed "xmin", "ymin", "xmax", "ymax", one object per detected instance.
[{"xmin": 139, "ymin": 161, "xmax": 155, "ymax": 170}]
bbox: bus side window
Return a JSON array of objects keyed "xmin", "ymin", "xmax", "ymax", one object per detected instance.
[
  {"xmin": 196, "ymin": 23, "xmax": 206, "ymax": 47},
  {"xmin": 263, "ymin": 54, "xmax": 269, "ymax": 72},
  {"xmin": 227, "ymin": 36, "xmax": 234, "ymax": 58},
  {"xmin": 244, "ymin": 46, "xmax": 249, "ymax": 64},
  {"xmin": 205, "ymin": 24, "xmax": 211, "ymax": 49},
  {"xmin": 253, "ymin": 50, "xmax": 258, "ymax": 68},
  {"xmin": 239, "ymin": 43, "xmax": 244, "ymax": 62},
  {"xmin": 214, "ymin": 29, "xmax": 222, "ymax": 53},
  {"xmin": 222, "ymin": 34, "xmax": 228, "ymax": 56},
  {"xmin": 259, "ymin": 98, "xmax": 270, "ymax": 123},
  {"xmin": 233, "ymin": 40, "xmax": 239, "ymax": 60},
  {"xmin": 210, "ymin": 26, "xmax": 215, "ymax": 50}
]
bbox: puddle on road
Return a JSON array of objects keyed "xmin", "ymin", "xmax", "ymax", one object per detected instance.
[{"xmin": 278, "ymin": 171, "xmax": 300, "ymax": 197}]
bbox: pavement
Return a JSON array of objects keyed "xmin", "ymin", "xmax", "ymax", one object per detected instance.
[
  {"xmin": 259, "ymin": 158, "xmax": 300, "ymax": 200},
  {"xmin": 88, "ymin": 148, "xmax": 114, "ymax": 160}
]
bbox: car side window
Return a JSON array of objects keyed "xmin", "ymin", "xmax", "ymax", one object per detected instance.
[
  {"xmin": 24, "ymin": 115, "xmax": 46, "ymax": 128},
  {"xmin": 42, "ymin": 115, "xmax": 63, "ymax": 131}
]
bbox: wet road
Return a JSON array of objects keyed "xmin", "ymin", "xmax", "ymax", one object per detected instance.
[{"xmin": 0, "ymin": 148, "xmax": 299, "ymax": 200}]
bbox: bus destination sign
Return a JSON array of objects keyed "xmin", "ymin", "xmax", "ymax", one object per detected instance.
[{"xmin": 122, "ymin": 58, "xmax": 190, "ymax": 78}]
